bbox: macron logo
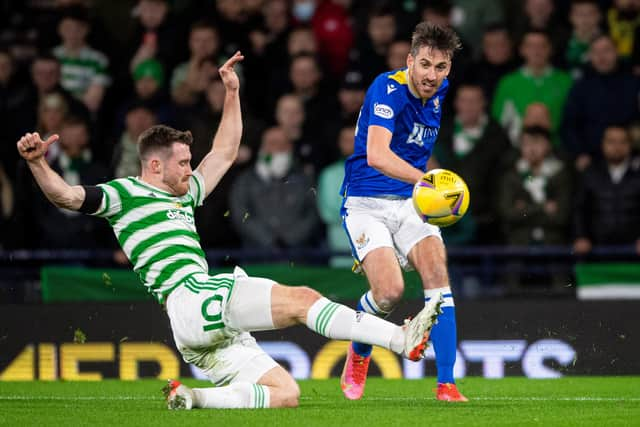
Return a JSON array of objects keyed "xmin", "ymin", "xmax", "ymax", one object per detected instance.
[{"xmin": 387, "ymin": 84, "xmax": 397, "ymax": 95}]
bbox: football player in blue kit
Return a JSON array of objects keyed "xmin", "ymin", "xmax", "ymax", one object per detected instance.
[{"xmin": 339, "ymin": 21, "xmax": 468, "ymax": 402}]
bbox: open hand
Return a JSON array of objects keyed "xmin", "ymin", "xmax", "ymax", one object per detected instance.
[
  {"xmin": 218, "ymin": 51, "xmax": 244, "ymax": 91},
  {"xmin": 16, "ymin": 132, "xmax": 59, "ymax": 162}
]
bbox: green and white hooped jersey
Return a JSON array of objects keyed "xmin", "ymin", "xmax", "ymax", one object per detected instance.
[
  {"xmin": 91, "ymin": 172, "xmax": 208, "ymax": 302},
  {"xmin": 53, "ymin": 45, "xmax": 110, "ymax": 97}
]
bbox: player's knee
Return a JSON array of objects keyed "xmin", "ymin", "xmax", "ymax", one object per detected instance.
[
  {"xmin": 286, "ymin": 382, "xmax": 301, "ymax": 407},
  {"xmin": 296, "ymin": 286, "xmax": 323, "ymax": 308},
  {"xmin": 277, "ymin": 379, "xmax": 300, "ymax": 408},
  {"xmin": 374, "ymin": 286, "xmax": 403, "ymax": 312},
  {"xmin": 376, "ymin": 297, "xmax": 399, "ymax": 313},
  {"xmin": 262, "ymin": 367, "xmax": 300, "ymax": 408}
]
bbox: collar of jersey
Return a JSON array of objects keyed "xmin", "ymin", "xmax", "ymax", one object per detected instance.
[
  {"xmin": 521, "ymin": 65, "xmax": 553, "ymax": 79},
  {"xmin": 129, "ymin": 176, "xmax": 179, "ymax": 198},
  {"xmin": 400, "ymin": 68, "xmax": 422, "ymax": 100}
]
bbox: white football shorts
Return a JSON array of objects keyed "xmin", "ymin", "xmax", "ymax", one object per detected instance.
[
  {"xmin": 166, "ymin": 267, "xmax": 279, "ymax": 386},
  {"xmin": 342, "ymin": 196, "xmax": 442, "ymax": 270}
]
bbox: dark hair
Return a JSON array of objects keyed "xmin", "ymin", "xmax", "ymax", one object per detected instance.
[
  {"xmin": 290, "ymin": 52, "xmax": 321, "ymax": 70},
  {"xmin": 61, "ymin": 115, "xmax": 88, "ymax": 130},
  {"xmin": 604, "ymin": 124, "xmax": 631, "ymax": 140},
  {"xmin": 484, "ymin": 22, "xmax": 510, "ymax": 35},
  {"xmin": 422, "ymin": 0, "xmax": 453, "ymax": 16},
  {"xmin": 521, "ymin": 125, "xmax": 551, "ymax": 142},
  {"xmin": 368, "ymin": 3, "xmax": 395, "ymax": 20},
  {"xmin": 341, "ymin": 69, "xmax": 365, "ymax": 90},
  {"xmin": 33, "ymin": 52, "xmax": 60, "ymax": 64},
  {"xmin": 290, "ymin": 24, "xmax": 314, "ymax": 34},
  {"xmin": 190, "ymin": 19, "xmax": 218, "ymax": 36},
  {"xmin": 410, "ymin": 22, "xmax": 462, "ymax": 58},
  {"xmin": 455, "ymin": 81, "xmax": 484, "ymax": 95},
  {"xmin": 60, "ymin": 5, "xmax": 90, "ymax": 24},
  {"xmin": 590, "ymin": 33, "xmax": 615, "ymax": 47},
  {"xmin": 126, "ymin": 100, "xmax": 156, "ymax": 115},
  {"xmin": 138, "ymin": 125, "xmax": 193, "ymax": 160},
  {"xmin": 571, "ymin": 0, "xmax": 600, "ymax": 8},
  {"xmin": 520, "ymin": 29, "xmax": 551, "ymax": 45}
]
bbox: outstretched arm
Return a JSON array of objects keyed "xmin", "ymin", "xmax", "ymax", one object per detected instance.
[
  {"xmin": 196, "ymin": 51, "xmax": 244, "ymax": 197},
  {"xmin": 16, "ymin": 132, "xmax": 86, "ymax": 211}
]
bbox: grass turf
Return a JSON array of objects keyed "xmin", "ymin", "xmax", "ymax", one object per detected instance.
[{"xmin": 1, "ymin": 377, "xmax": 638, "ymax": 426}]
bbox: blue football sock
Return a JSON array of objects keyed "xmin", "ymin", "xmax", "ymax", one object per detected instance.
[
  {"xmin": 425, "ymin": 288, "xmax": 457, "ymax": 384},
  {"xmin": 352, "ymin": 291, "xmax": 388, "ymax": 357}
]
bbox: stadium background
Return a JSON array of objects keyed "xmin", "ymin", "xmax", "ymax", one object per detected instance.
[{"xmin": 0, "ymin": 0, "xmax": 639, "ymax": 384}]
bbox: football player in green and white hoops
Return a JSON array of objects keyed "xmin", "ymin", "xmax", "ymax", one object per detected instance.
[{"xmin": 16, "ymin": 51, "xmax": 443, "ymax": 410}]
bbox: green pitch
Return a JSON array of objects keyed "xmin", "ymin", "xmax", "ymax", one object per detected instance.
[{"xmin": 1, "ymin": 377, "xmax": 638, "ymax": 426}]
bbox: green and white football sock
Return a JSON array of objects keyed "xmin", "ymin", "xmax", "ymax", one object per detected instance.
[
  {"xmin": 306, "ymin": 297, "xmax": 404, "ymax": 353},
  {"xmin": 192, "ymin": 382, "xmax": 270, "ymax": 408}
]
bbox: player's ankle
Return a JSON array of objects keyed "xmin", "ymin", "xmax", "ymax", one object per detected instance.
[{"xmin": 390, "ymin": 326, "xmax": 404, "ymax": 354}]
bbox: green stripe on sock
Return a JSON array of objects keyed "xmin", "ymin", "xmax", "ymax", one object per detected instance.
[
  {"xmin": 314, "ymin": 303, "xmax": 329, "ymax": 334},
  {"xmin": 253, "ymin": 385, "xmax": 258, "ymax": 408},
  {"xmin": 260, "ymin": 385, "xmax": 265, "ymax": 408},
  {"xmin": 316, "ymin": 303, "xmax": 335, "ymax": 335},
  {"xmin": 316, "ymin": 302, "xmax": 340, "ymax": 336},
  {"xmin": 254, "ymin": 384, "xmax": 264, "ymax": 408},
  {"xmin": 323, "ymin": 303, "xmax": 341, "ymax": 335}
]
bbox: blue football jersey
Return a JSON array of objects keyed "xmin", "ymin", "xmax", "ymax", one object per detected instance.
[{"xmin": 340, "ymin": 68, "xmax": 449, "ymax": 198}]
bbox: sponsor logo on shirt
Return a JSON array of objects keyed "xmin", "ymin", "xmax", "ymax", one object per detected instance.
[
  {"xmin": 386, "ymin": 84, "xmax": 397, "ymax": 95},
  {"xmin": 373, "ymin": 103, "xmax": 394, "ymax": 119},
  {"xmin": 167, "ymin": 209, "xmax": 194, "ymax": 224},
  {"xmin": 407, "ymin": 123, "xmax": 439, "ymax": 147}
]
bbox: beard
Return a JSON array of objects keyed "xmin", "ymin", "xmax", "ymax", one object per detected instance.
[
  {"xmin": 163, "ymin": 176, "xmax": 190, "ymax": 196},
  {"xmin": 411, "ymin": 74, "xmax": 437, "ymax": 98}
]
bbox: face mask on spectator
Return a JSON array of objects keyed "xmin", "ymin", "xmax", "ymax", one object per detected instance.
[
  {"xmin": 293, "ymin": 1, "xmax": 315, "ymax": 22},
  {"xmin": 256, "ymin": 152, "xmax": 293, "ymax": 180}
]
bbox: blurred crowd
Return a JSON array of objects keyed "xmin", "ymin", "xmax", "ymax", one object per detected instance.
[{"xmin": 0, "ymin": 0, "xmax": 639, "ymax": 265}]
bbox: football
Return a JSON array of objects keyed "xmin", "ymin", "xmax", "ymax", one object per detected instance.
[{"xmin": 412, "ymin": 169, "xmax": 470, "ymax": 227}]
